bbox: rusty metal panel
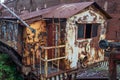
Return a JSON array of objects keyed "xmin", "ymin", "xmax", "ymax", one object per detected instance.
[
  {"xmin": 23, "ymin": 20, "xmax": 47, "ymax": 65},
  {"xmin": 65, "ymin": 7, "xmax": 107, "ymax": 69},
  {"xmin": 0, "ymin": 19, "xmax": 23, "ymax": 54}
]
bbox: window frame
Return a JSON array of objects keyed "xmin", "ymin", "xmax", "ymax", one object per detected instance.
[{"xmin": 76, "ymin": 23, "xmax": 100, "ymax": 40}]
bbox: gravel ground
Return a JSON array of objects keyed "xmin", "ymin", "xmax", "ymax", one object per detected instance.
[{"xmin": 76, "ymin": 62, "xmax": 120, "ymax": 79}]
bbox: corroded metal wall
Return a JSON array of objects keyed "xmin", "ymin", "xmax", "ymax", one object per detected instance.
[
  {"xmin": 0, "ymin": 19, "xmax": 23, "ymax": 54},
  {"xmin": 23, "ymin": 20, "xmax": 47, "ymax": 65},
  {"xmin": 65, "ymin": 6, "xmax": 108, "ymax": 68}
]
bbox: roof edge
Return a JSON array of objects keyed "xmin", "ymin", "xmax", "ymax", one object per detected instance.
[{"xmin": 92, "ymin": 2, "xmax": 112, "ymax": 19}]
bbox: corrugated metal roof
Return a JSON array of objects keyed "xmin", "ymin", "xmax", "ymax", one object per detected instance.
[
  {"xmin": 43, "ymin": 2, "xmax": 94, "ymax": 18},
  {"xmin": 20, "ymin": 2, "xmax": 111, "ymax": 20},
  {"xmin": 20, "ymin": 4, "xmax": 62, "ymax": 20}
]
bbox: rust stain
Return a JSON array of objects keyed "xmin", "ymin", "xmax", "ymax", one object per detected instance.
[
  {"xmin": 65, "ymin": 6, "xmax": 107, "ymax": 68},
  {"xmin": 23, "ymin": 20, "xmax": 47, "ymax": 65}
]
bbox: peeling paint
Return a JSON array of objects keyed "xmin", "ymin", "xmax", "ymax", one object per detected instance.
[{"xmin": 65, "ymin": 7, "xmax": 107, "ymax": 68}]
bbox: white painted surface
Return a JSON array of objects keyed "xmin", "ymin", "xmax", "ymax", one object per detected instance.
[{"xmin": 65, "ymin": 7, "xmax": 107, "ymax": 68}]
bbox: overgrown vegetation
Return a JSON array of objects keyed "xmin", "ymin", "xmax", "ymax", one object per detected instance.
[{"xmin": 0, "ymin": 53, "xmax": 23, "ymax": 80}]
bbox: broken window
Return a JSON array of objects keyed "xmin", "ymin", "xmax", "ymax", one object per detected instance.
[{"xmin": 77, "ymin": 23, "xmax": 99, "ymax": 39}]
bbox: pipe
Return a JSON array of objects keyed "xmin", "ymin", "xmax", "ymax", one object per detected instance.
[
  {"xmin": 99, "ymin": 40, "xmax": 120, "ymax": 49},
  {"xmin": 0, "ymin": 2, "xmax": 35, "ymax": 33}
]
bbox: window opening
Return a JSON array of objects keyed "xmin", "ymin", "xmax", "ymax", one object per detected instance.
[
  {"xmin": 77, "ymin": 23, "xmax": 99, "ymax": 39},
  {"xmin": 85, "ymin": 24, "xmax": 92, "ymax": 38}
]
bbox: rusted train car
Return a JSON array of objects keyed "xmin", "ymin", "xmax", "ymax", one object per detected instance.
[{"xmin": 0, "ymin": 2, "xmax": 111, "ymax": 80}]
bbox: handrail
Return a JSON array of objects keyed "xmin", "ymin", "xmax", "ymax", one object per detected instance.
[
  {"xmin": 40, "ymin": 45, "xmax": 65, "ymax": 77},
  {"xmin": 41, "ymin": 56, "xmax": 65, "ymax": 62},
  {"xmin": 40, "ymin": 45, "xmax": 65, "ymax": 49}
]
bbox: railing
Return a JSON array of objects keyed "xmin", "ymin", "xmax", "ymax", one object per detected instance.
[{"xmin": 40, "ymin": 45, "xmax": 65, "ymax": 77}]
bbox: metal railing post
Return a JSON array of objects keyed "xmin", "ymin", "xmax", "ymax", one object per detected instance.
[{"xmin": 45, "ymin": 49, "xmax": 48, "ymax": 77}]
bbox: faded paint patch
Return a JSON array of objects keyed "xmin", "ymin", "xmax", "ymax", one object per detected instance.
[
  {"xmin": 65, "ymin": 19, "xmax": 79, "ymax": 68},
  {"xmin": 70, "ymin": 9, "xmax": 105, "ymax": 23}
]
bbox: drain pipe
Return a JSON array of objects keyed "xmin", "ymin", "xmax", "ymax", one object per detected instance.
[{"xmin": 0, "ymin": 2, "xmax": 35, "ymax": 33}]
